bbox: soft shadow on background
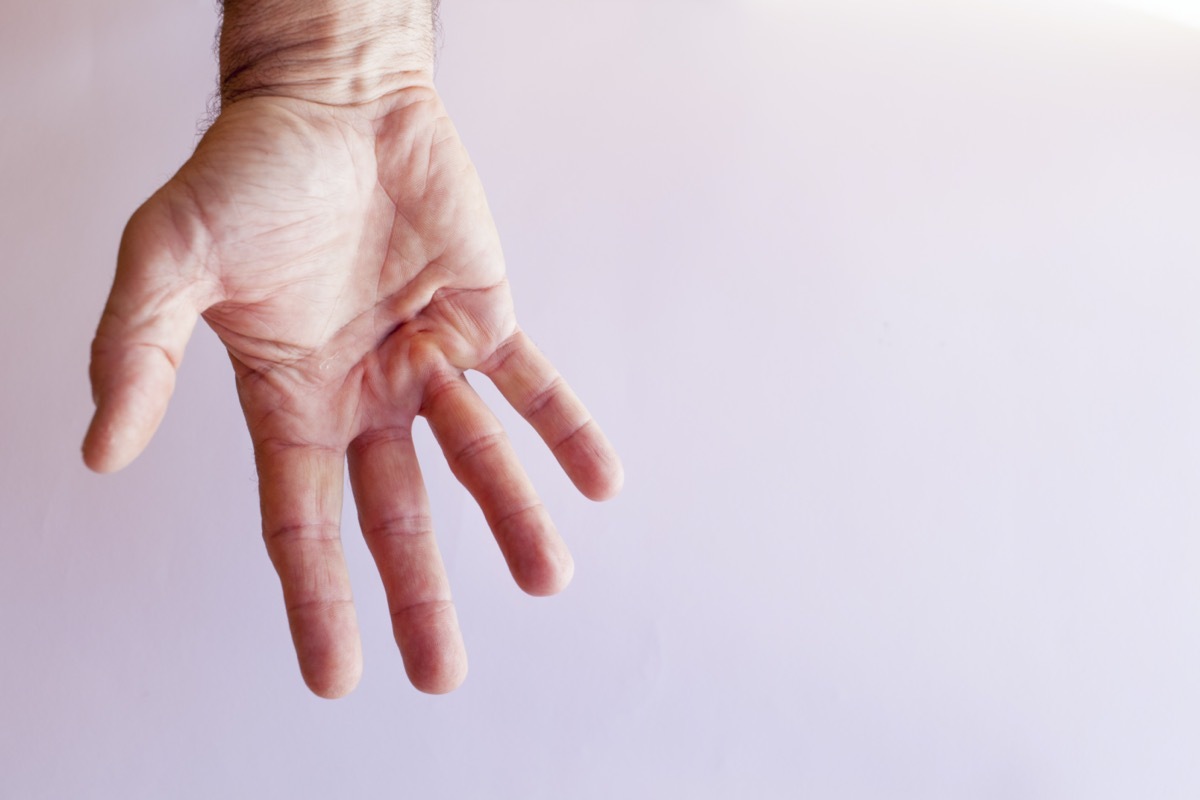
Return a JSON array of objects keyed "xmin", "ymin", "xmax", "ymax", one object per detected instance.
[{"xmin": 2, "ymin": 0, "xmax": 1200, "ymax": 797}]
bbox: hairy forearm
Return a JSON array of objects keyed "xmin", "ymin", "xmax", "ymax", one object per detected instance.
[{"xmin": 219, "ymin": 0, "xmax": 437, "ymax": 106}]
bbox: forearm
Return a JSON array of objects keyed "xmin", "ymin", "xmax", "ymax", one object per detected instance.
[{"xmin": 219, "ymin": 0, "xmax": 437, "ymax": 106}]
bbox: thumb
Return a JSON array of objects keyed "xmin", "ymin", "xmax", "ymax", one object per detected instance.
[{"xmin": 83, "ymin": 202, "xmax": 205, "ymax": 473}]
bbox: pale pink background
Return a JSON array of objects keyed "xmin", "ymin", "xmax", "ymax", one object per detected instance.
[{"xmin": 3, "ymin": 0, "xmax": 1200, "ymax": 797}]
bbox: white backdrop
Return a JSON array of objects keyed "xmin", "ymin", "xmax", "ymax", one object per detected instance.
[{"xmin": 2, "ymin": 0, "xmax": 1200, "ymax": 797}]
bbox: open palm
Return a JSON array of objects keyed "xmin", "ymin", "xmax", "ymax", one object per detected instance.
[{"xmin": 83, "ymin": 87, "xmax": 622, "ymax": 697}]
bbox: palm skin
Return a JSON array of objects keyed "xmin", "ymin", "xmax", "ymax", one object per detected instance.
[{"xmin": 83, "ymin": 86, "xmax": 623, "ymax": 697}]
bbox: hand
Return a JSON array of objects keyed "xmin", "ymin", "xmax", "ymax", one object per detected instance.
[{"xmin": 82, "ymin": 84, "xmax": 623, "ymax": 697}]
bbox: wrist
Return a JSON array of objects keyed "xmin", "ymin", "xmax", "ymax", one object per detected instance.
[{"xmin": 219, "ymin": 0, "xmax": 437, "ymax": 107}]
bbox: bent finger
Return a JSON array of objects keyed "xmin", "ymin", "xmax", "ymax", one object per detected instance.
[
  {"xmin": 348, "ymin": 426, "xmax": 467, "ymax": 694},
  {"xmin": 423, "ymin": 371, "xmax": 573, "ymax": 597},
  {"xmin": 480, "ymin": 330, "xmax": 623, "ymax": 501},
  {"xmin": 256, "ymin": 437, "xmax": 361, "ymax": 699}
]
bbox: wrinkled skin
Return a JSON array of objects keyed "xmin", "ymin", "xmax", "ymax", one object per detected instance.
[{"xmin": 83, "ymin": 86, "xmax": 623, "ymax": 698}]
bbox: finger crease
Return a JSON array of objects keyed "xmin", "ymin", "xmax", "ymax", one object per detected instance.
[
  {"xmin": 452, "ymin": 430, "xmax": 506, "ymax": 464},
  {"xmin": 524, "ymin": 375, "xmax": 565, "ymax": 420},
  {"xmin": 354, "ymin": 427, "xmax": 414, "ymax": 451},
  {"xmin": 256, "ymin": 438, "xmax": 343, "ymax": 458},
  {"xmin": 132, "ymin": 340, "xmax": 183, "ymax": 371},
  {"xmin": 491, "ymin": 501, "xmax": 545, "ymax": 532},
  {"xmin": 421, "ymin": 372, "xmax": 462, "ymax": 411},
  {"xmin": 551, "ymin": 418, "xmax": 594, "ymax": 453},
  {"xmin": 364, "ymin": 514, "xmax": 434, "ymax": 540},
  {"xmin": 265, "ymin": 521, "xmax": 341, "ymax": 544},
  {"xmin": 390, "ymin": 598, "xmax": 454, "ymax": 623},
  {"xmin": 286, "ymin": 597, "xmax": 354, "ymax": 615},
  {"xmin": 479, "ymin": 331, "xmax": 524, "ymax": 375}
]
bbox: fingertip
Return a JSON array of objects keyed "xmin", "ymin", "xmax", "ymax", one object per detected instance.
[
  {"xmin": 301, "ymin": 649, "xmax": 364, "ymax": 700},
  {"xmin": 81, "ymin": 437, "xmax": 115, "ymax": 475},
  {"xmin": 81, "ymin": 408, "xmax": 139, "ymax": 474},
  {"xmin": 393, "ymin": 602, "xmax": 470, "ymax": 695},
  {"xmin": 567, "ymin": 442, "xmax": 624, "ymax": 502},
  {"xmin": 306, "ymin": 669, "xmax": 362, "ymax": 700},
  {"xmin": 291, "ymin": 603, "xmax": 364, "ymax": 700},
  {"xmin": 498, "ymin": 507, "xmax": 576, "ymax": 597},
  {"xmin": 516, "ymin": 546, "xmax": 575, "ymax": 597},
  {"xmin": 555, "ymin": 421, "xmax": 624, "ymax": 502},
  {"xmin": 581, "ymin": 456, "xmax": 624, "ymax": 502},
  {"xmin": 83, "ymin": 350, "xmax": 180, "ymax": 474},
  {"xmin": 410, "ymin": 655, "xmax": 468, "ymax": 695}
]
